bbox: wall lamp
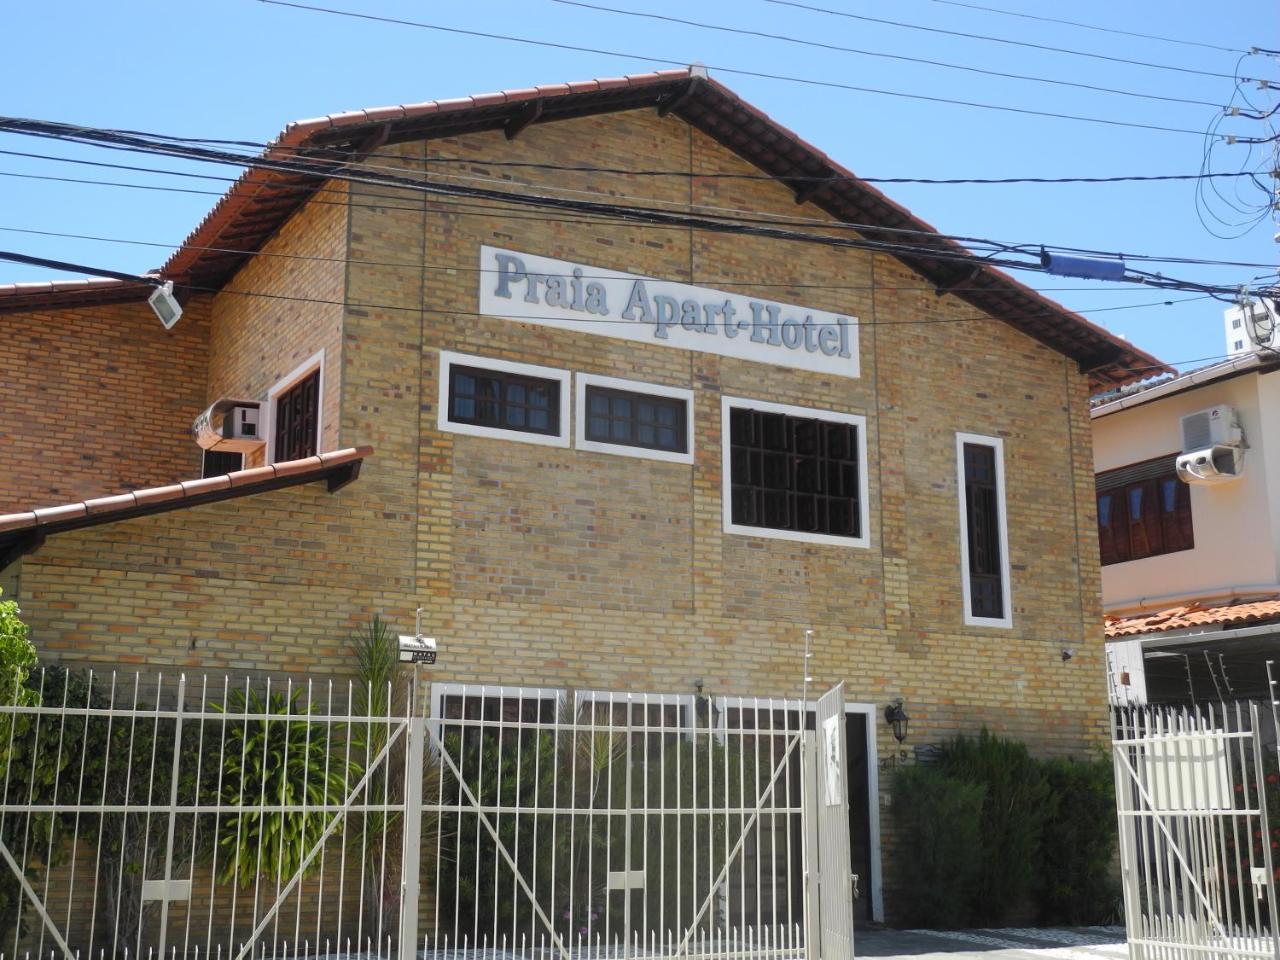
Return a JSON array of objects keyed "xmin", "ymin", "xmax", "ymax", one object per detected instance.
[{"xmin": 884, "ymin": 698, "xmax": 910, "ymax": 745}]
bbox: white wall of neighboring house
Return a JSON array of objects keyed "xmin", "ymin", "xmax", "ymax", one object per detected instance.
[{"xmin": 1093, "ymin": 368, "xmax": 1280, "ymax": 612}]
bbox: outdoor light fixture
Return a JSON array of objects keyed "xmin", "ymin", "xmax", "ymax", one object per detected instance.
[
  {"xmin": 884, "ymin": 697, "xmax": 909, "ymax": 744},
  {"xmin": 147, "ymin": 280, "xmax": 183, "ymax": 330}
]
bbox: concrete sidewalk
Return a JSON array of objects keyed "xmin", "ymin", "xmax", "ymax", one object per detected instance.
[{"xmin": 855, "ymin": 926, "xmax": 1127, "ymax": 960}]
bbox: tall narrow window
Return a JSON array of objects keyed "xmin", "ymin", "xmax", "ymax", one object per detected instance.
[
  {"xmin": 273, "ymin": 368, "xmax": 320, "ymax": 462},
  {"xmin": 957, "ymin": 434, "xmax": 1011, "ymax": 627}
]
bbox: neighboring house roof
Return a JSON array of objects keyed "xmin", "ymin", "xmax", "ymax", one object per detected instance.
[
  {"xmin": 2, "ymin": 68, "xmax": 1167, "ymax": 389},
  {"xmin": 0, "ymin": 276, "xmax": 155, "ymax": 312},
  {"xmin": 1091, "ymin": 351, "xmax": 1280, "ymax": 418},
  {"xmin": 0, "ymin": 446, "xmax": 371, "ymax": 571},
  {"xmin": 1105, "ymin": 596, "xmax": 1280, "ymax": 638}
]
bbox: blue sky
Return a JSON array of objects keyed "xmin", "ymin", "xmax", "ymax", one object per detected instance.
[{"xmin": 2, "ymin": 0, "xmax": 1275, "ymax": 375}]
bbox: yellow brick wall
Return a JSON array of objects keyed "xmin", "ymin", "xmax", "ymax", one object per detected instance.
[
  {"xmin": 207, "ymin": 179, "xmax": 349, "ymax": 463},
  {"xmin": 9, "ymin": 106, "xmax": 1108, "ymax": 926}
]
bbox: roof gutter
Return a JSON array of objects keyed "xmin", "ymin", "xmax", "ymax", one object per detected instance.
[
  {"xmin": 1105, "ymin": 582, "xmax": 1280, "ymax": 617},
  {"xmin": 1091, "ymin": 353, "xmax": 1271, "ymax": 419},
  {"xmin": 1137, "ymin": 619, "xmax": 1280, "ymax": 649}
]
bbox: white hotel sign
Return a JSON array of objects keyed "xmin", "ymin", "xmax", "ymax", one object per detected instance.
[{"xmin": 478, "ymin": 246, "xmax": 860, "ymax": 379}]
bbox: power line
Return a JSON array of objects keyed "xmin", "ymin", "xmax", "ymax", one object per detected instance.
[
  {"xmin": 0, "ymin": 222, "xmax": 1213, "ymax": 313},
  {"xmin": 549, "ymin": 0, "xmax": 1224, "ymax": 109},
  {"xmin": 4, "ymin": 117, "xmax": 1274, "ymax": 277},
  {"xmin": 0, "ymin": 223, "xmax": 1215, "ymax": 299},
  {"xmin": 250, "ymin": 0, "xmax": 1251, "ymax": 141},
  {"xmin": 3, "ymin": 142, "xmax": 1267, "ymax": 187},
  {"xmin": 763, "ymin": 0, "xmax": 1261, "ymax": 82},
  {"xmin": 914, "ymin": 0, "xmax": 1247, "ymax": 54},
  {"xmin": 0, "ymin": 245, "xmax": 1208, "ymax": 377}
]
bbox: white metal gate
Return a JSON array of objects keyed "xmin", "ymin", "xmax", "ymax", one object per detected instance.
[
  {"xmin": 0, "ymin": 672, "xmax": 852, "ymax": 960},
  {"xmin": 1111, "ymin": 682, "xmax": 1280, "ymax": 960}
]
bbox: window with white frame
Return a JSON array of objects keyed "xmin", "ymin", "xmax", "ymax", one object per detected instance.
[
  {"xmin": 721, "ymin": 396, "xmax": 869, "ymax": 547},
  {"xmin": 438, "ymin": 350, "xmax": 570, "ymax": 447},
  {"xmin": 267, "ymin": 351, "xmax": 323, "ymax": 463},
  {"xmin": 956, "ymin": 433, "xmax": 1012, "ymax": 627},
  {"xmin": 575, "ymin": 373, "xmax": 694, "ymax": 464}
]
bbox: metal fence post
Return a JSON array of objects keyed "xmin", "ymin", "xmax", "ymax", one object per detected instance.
[
  {"xmin": 1249, "ymin": 702, "xmax": 1280, "ymax": 960},
  {"xmin": 400, "ymin": 711, "xmax": 426, "ymax": 960},
  {"xmin": 802, "ymin": 728, "xmax": 820, "ymax": 960}
]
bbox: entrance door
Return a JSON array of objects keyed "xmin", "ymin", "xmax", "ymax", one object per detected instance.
[{"xmin": 845, "ymin": 711, "xmax": 875, "ymax": 924}]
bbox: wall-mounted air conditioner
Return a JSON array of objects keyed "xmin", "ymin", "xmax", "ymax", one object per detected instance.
[
  {"xmin": 191, "ymin": 398, "xmax": 264, "ymax": 454},
  {"xmin": 1176, "ymin": 445, "xmax": 1242, "ymax": 485},
  {"xmin": 1177, "ymin": 404, "xmax": 1244, "ymax": 485},
  {"xmin": 1180, "ymin": 404, "xmax": 1239, "ymax": 451}
]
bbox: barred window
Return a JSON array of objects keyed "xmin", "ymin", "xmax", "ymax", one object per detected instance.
[{"xmin": 728, "ymin": 406, "xmax": 862, "ymax": 540}]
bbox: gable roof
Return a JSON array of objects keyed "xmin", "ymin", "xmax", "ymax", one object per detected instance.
[{"xmin": 7, "ymin": 68, "xmax": 1167, "ymax": 389}]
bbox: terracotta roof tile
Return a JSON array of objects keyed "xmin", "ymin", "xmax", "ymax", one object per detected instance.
[
  {"xmin": 1105, "ymin": 596, "xmax": 1280, "ymax": 638},
  {"xmin": 0, "ymin": 447, "xmax": 372, "ymax": 569},
  {"xmin": 34, "ymin": 503, "xmax": 88, "ymax": 526}
]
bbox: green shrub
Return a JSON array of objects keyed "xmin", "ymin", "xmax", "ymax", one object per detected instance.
[
  {"xmin": 213, "ymin": 688, "xmax": 359, "ymax": 888},
  {"xmin": 940, "ymin": 729, "xmax": 1050, "ymax": 926},
  {"xmin": 890, "ymin": 764, "xmax": 985, "ymax": 929},
  {"xmin": 1037, "ymin": 755, "xmax": 1119, "ymax": 925}
]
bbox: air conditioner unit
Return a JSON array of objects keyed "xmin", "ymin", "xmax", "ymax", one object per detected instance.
[
  {"xmin": 1180, "ymin": 405, "xmax": 1240, "ymax": 451},
  {"xmin": 191, "ymin": 398, "xmax": 265, "ymax": 454},
  {"xmin": 1176, "ymin": 444, "xmax": 1243, "ymax": 485}
]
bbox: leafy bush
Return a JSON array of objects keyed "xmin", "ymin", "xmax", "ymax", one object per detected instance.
[
  {"xmin": 940, "ymin": 729, "xmax": 1050, "ymax": 926},
  {"xmin": 890, "ymin": 764, "xmax": 985, "ymax": 929},
  {"xmin": 213, "ymin": 688, "xmax": 359, "ymax": 888},
  {"xmin": 1037, "ymin": 755, "xmax": 1118, "ymax": 925}
]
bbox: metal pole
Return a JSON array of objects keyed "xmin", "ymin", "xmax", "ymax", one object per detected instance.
[
  {"xmin": 156, "ymin": 674, "xmax": 187, "ymax": 960},
  {"xmin": 400, "ymin": 698, "xmax": 426, "ymax": 960}
]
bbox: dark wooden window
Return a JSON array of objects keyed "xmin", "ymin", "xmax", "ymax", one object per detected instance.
[
  {"xmin": 962, "ymin": 442, "xmax": 1005, "ymax": 620},
  {"xmin": 273, "ymin": 369, "xmax": 320, "ymax": 462},
  {"xmin": 1096, "ymin": 455, "xmax": 1193, "ymax": 566},
  {"xmin": 728, "ymin": 407, "xmax": 861, "ymax": 539},
  {"xmin": 448, "ymin": 364, "xmax": 559, "ymax": 436},
  {"xmin": 584, "ymin": 385, "xmax": 686, "ymax": 453},
  {"xmin": 201, "ymin": 450, "xmax": 244, "ymax": 478}
]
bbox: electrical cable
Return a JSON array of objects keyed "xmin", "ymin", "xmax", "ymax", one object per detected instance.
[
  {"xmin": 0, "ymin": 222, "xmax": 1220, "ymax": 299},
  {"xmin": 7, "ymin": 143, "xmax": 1265, "ymax": 189},
  {"xmin": 249, "ymin": 0, "xmax": 1255, "ymax": 141},
  {"xmin": 3, "ymin": 116, "xmax": 1275, "ymax": 277},
  {"xmin": 912, "ymin": 0, "xmax": 1246, "ymax": 54},
  {"xmin": 548, "ymin": 0, "xmax": 1225, "ymax": 109},
  {"xmin": 762, "ymin": 0, "xmax": 1262, "ymax": 82},
  {"xmin": 0, "ymin": 245, "xmax": 1228, "ymax": 378}
]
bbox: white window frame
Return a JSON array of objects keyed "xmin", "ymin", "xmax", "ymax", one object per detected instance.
[
  {"xmin": 265, "ymin": 349, "xmax": 325, "ymax": 464},
  {"xmin": 956, "ymin": 432, "xmax": 1013, "ymax": 628},
  {"xmin": 575, "ymin": 373, "xmax": 695, "ymax": 464},
  {"xmin": 430, "ymin": 682, "xmax": 564, "ymax": 721},
  {"xmin": 720, "ymin": 395, "xmax": 870, "ymax": 548},
  {"xmin": 438, "ymin": 350, "xmax": 571, "ymax": 448}
]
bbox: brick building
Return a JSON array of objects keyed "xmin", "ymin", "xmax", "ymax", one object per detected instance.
[{"xmin": 0, "ymin": 68, "xmax": 1165, "ymax": 922}]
